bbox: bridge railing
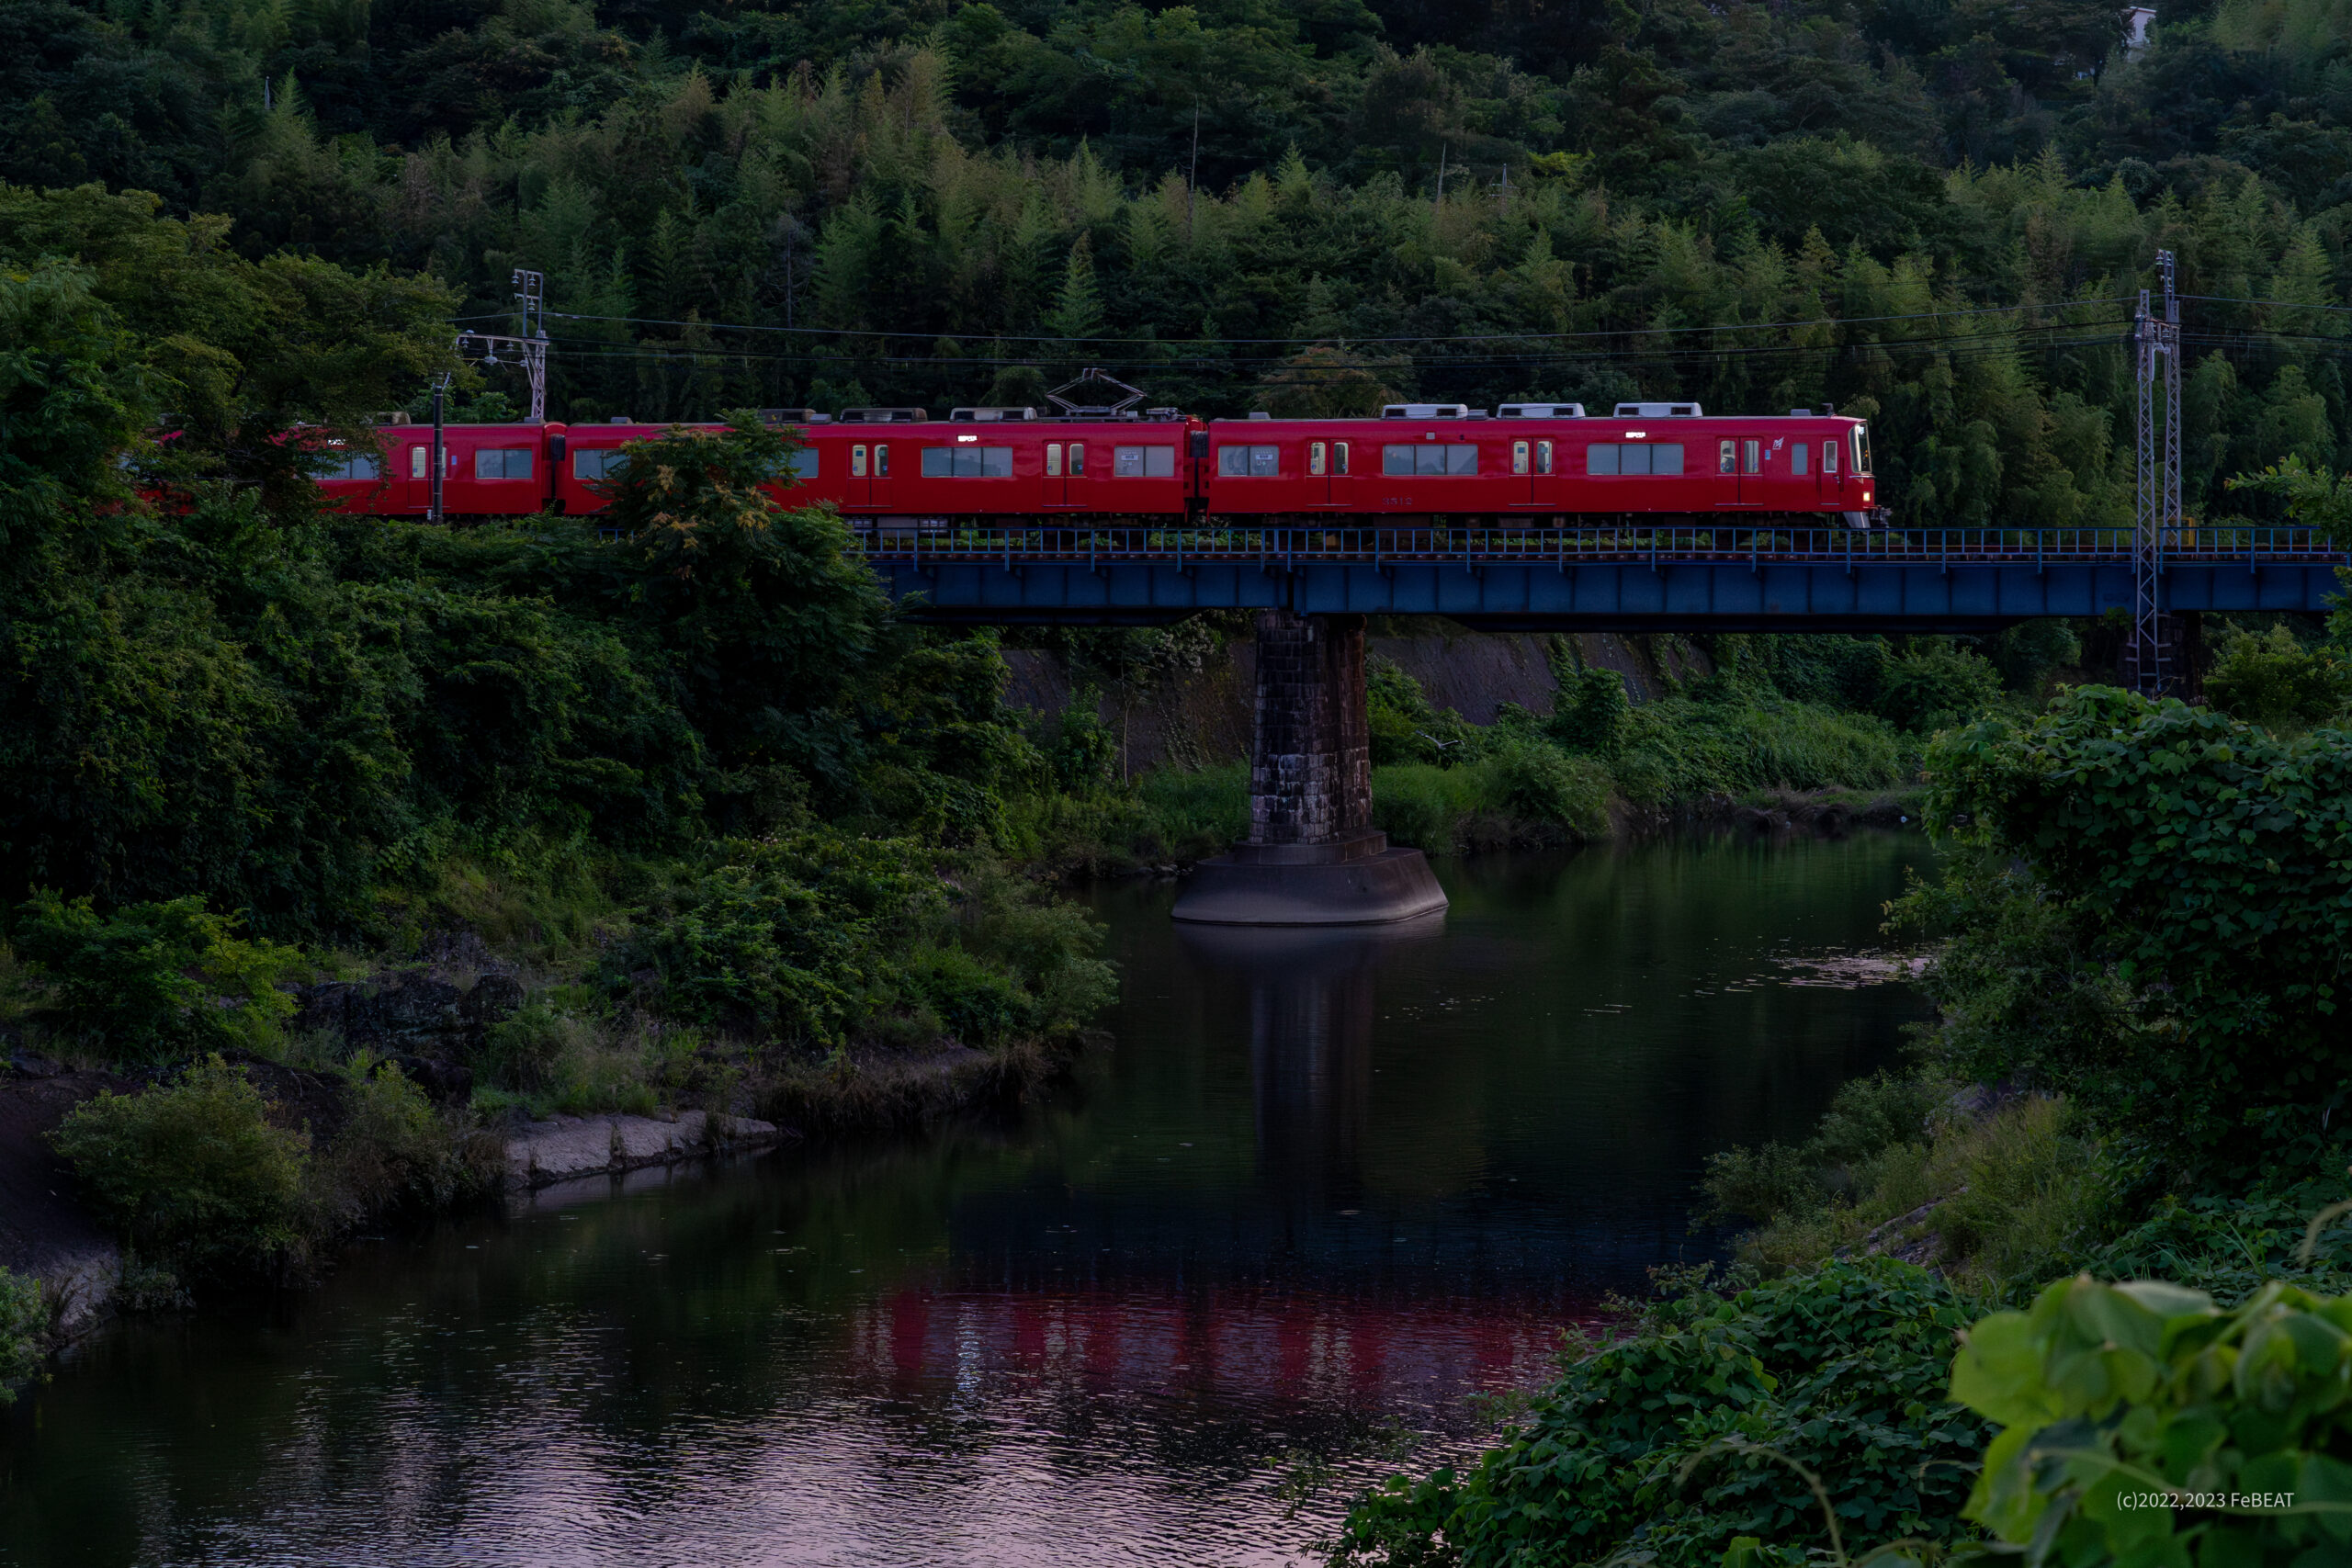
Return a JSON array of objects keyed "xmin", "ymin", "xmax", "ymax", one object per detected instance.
[{"xmin": 854, "ymin": 523, "xmax": 2348, "ymax": 566}]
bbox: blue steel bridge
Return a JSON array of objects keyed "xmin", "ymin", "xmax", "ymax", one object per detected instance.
[{"xmin": 859, "ymin": 522, "xmax": 2348, "ymax": 629}]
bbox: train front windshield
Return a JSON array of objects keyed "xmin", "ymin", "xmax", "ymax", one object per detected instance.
[{"xmin": 1854, "ymin": 424, "xmax": 1872, "ymax": 475}]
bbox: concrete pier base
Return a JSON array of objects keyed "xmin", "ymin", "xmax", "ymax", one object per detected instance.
[
  {"xmin": 1172, "ymin": 610, "xmax": 1450, "ymax": 927},
  {"xmin": 1173, "ymin": 830, "xmax": 1447, "ymax": 925}
]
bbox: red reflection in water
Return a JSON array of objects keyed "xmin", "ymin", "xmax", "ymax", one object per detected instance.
[{"xmin": 840, "ymin": 1281, "xmax": 1609, "ymax": 1410}]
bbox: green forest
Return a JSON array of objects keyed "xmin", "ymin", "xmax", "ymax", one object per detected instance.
[{"xmin": 6, "ymin": 0, "xmax": 2351, "ymax": 526}]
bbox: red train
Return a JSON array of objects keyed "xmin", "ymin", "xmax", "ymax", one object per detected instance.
[{"xmin": 310, "ymin": 401, "xmax": 1882, "ymax": 527}]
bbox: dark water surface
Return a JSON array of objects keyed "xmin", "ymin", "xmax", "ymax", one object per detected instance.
[{"xmin": 0, "ymin": 834, "xmax": 1935, "ymax": 1567}]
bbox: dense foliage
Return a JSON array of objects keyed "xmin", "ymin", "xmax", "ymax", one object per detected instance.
[
  {"xmin": 1334, "ymin": 1260, "xmax": 1988, "ymax": 1568},
  {"xmin": 1951, "ymin": 1274, "xmax": 2352, "ymax": 1564},
  {"xmin": 1922, "ymin": 690, "xmax": 2352, "ymax": 1175}
]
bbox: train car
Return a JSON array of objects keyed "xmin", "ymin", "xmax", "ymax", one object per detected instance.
[
  {"xmin": 316, "ymin": 421, "xmax": 568, "ymax": 516},
  {"xmin": 1198, "ymin": 404, "xmax": 1878, "ymax": 525},
  {"xmin": 792, "ymin": 410, "xmax": 1199, "ymax": 523},
  {"xmin": 550, "ymin": 409, "xmax": 1203, "ymax": 523}
]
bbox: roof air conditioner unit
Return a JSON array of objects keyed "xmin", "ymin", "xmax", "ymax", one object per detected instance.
[
  {"xmin": 1499, "ymin": 402, "xmax": 1587, "ymax": 418},
  {"xmin": 838, "ymin": 407, "xmax": 930, "ymax": 423},
  {"xmin": 948, "ymin": 407, "xmax": 1039, "ymax": 423},
  {"xmin": 1612, "ymin": 402, "xmax": 1703, "ymax": 417},
  {"xmin": 1381, "ymin": 403, "xmax": 1471, "ymax": 419}
]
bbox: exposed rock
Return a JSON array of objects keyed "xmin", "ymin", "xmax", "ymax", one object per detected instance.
[
  {"xmin": 292, "ymin": 971, "xmax": 522, "ymax": 1062},
  {"xmin": 0, "ymin": 1066, "xmax": 129, "ymax": 1334},
  {"xmin": 503, "ymin": 1110, "xmax": 786, "ymax": 1189},
  {"xmin": 386, "ymin": 1054, "xmax": 474, "ymax": 1105}
]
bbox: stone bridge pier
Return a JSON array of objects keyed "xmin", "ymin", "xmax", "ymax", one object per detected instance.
[{"xmin": 1171, "ymin": 611, "xmax": 1449, "ymax": 926}]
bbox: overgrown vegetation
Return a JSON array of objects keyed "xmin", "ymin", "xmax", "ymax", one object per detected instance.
[
  {"xmin": 1335, "ymin": 1259, "xmax": 1989, "ymax": 1568},
  {"xmin": 0, "ymin": 188, "xmax": 1121, "ymax": 1327}
]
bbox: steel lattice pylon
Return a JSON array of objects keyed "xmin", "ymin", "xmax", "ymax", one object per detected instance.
[
  {"xmin": 451, "ymin": 267, "xmax": 550, "ymax": 423},
  {"xmin": 2131, "ymin": 250, "xmax": 2182, "ymax": 696}
]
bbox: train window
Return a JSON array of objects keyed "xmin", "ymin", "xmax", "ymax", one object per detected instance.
[
  {"xmin": 1536, "ymin": 440, "xmax": 1554, "ymax": 475},
  {"xmin": 1512, "ymin": 440, "xmax": 1529, "ymax": 475},
  {"xmin": 1717, "ymin": 439, "xmax": 1736, "ymax": 476},
  {"xmin": 1823, "ymin": 441, "xmax": 1838, "ymax": 475},
  {"xmin": 1791, "ymin": 442, "xmax": 1808, "ymax": 477},
  {"xmin": 411, "ymin": 446, "xmax": 427, "ymax": 480},
  {"xmin": 791, "ymin": 449, "xmax": 818, "ymax": 478},
  {"xmin": 1743, "ymin": 439, "xmax": 1760, "ymax": 475},
  {"xmin": 1219, "ymin": 445, "xmax": 1280, "ymax": 477},
  {"xmin": 1046, "ymin": 443, "xmax": 1062, "ymax": 477},
  {"xmin": 322, "ymin": 453, "xmax": 379, "ymax": 480},
  {"xmin": 1113, "ymin": 445, "xmax": 1176, "ymax": 477},
  {"xmin": 1382, "ymin": 444, "xmax": 1478, "ymax": 476},
  {"xmin": 852, "ymin": 444, "xmax": 867, "ymax": 478},
  {"xmin": 474, "ymin": 447, "xmax": 533, "ymax": 479},
  {"xmin": 920, "ymin": 446, "xmax": 1013, "ymax": 477},
  {"xmin": 1334, "ymin": 442, "xmax": 1349, "ymax": 475},
  {"xmin": 1069, "ymin": 443, "xmax": 1084, "ymax": 475},
  {"xmin": 1587, "ymin": 443, "xmax": 1684, "ymax": 476},
  {"xmin": 1310, "ymin": 442, "xmax": 1327, "ymax": 477},
  {"xmin": 1854, "ymin": 427, "xmax": 1871, "ymax": 473},
  {"xmin": 575, "ymin": 448, "xmax": 630, "ymax": 480}
]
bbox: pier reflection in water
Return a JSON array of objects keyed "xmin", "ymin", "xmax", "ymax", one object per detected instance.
[
  {"xmin": 0, "ymin": 834, "xmax": 1935, "ymax": 1568},
  {"xmin": 1184, "ymin": 914, "xmax": 1445, "ymax": 1212}
]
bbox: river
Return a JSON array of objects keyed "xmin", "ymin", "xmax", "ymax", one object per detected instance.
[{"xmin": 0, "ymin": 832, "xmax": 1935, "ymax": 1567}]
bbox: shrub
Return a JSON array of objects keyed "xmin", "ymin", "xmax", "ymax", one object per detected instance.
[
  {"xmin": 0, "ymin": 1266, "xmax": 43, "ymax": 1404},
  {"xmin": 1367, "ymin": 657, "xmax": 1479, "ymax": 765},
  {"xmin": 1551, "ymin": 663, "xmax": 1632, "ymax": 754},
  {"xmin": 1486, "ymin": 739, "xmax": 1612, "ymax": 838},
  {"xmin": 1925, "ymin": 688, "xmax": 2352, "ymax": 1177},
  {"xmin": 1371, "ymin": 761, "xmax": 1485, "ymax": 850},
  {"xmin": 1877, "ymin": 640, "xmax": 2005, "ymax": 733},
  {"xmin": 1334, "ymin": 1259, "xmax": 1988, "ymax": 1568},
  {"xmin": 1950, "ymin": 1275, "xmax": 2352, "ymax": 1562},
  {"xmin": 905, "ymin": 943, "xmax": 1034, "ymax": 1046},
  {"xmin": 7, "ymin": 893, "xmax": 301, "ymax": 1064},
  {"xmin": 1036, "ymin": 698, "xmax": 1120, "ymax": 791},
  {"xmin": 2202, "ymin": 622, "xmax": 2352, "ymax": 730},
  {"xmin": 49, "ymin": 1055, "xmax": 311, "ymax": 1283},
  {"xmin": 325, "ymin": 1056, "xmax": 479, "ymax": 1217},
  {"xmin": 1713, "ymin": 1089, "xmax": 2110, "ymax": 1291}
]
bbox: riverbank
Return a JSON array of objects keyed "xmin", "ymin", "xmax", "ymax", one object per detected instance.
[{"xmin": 1, "ymin": 1015, "xmax": 1097, "ymax": 1346}]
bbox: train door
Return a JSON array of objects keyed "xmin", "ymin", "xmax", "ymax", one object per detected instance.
[
  {"xmin": 1739, "ymin": 436, "xmax": 1761, "ymax": 504},
  {"xmin": 850, "ymin": 441, "xmax": 872, "ymax": 508},
  {"xmin": 870, "ymin": 441, "xmax": 892, "ymax": 507},
  {"xmin": 1819, "ymin": 433, "xmax": 1844, "ymax": 511},
  {"xmin": 403, "ymin": 437, "xmax": 432, "ymax": 513},
  {"xmin": 1712, "ymin": 435, "xmax": 1743, "ymax": 508},
  {"xmin": 1045, "ymin": 441, "xmax": 1066, "ymax": 506},
  {"xmin": 1510, "ymin": 437, "xmax": 1559, "ymax": 508},
  {"xmin": 1308, "ymin": 440, "xmax": 1352, "ymax": 507}
]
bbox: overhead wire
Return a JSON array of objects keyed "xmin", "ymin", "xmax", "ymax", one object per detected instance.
[{"xmin": 535, "ymin": 299, "xmax": 2135, "ymax": 347}]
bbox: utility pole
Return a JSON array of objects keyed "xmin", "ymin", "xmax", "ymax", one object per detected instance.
[
  {"xmin": 2131, "ymin": 249, "xmax": 2182, "ymax": 697},
  {"xmin": 513, "ymin": 267, "xmax": 548, "ymax": 423},
  {"xmin": 430, "ymin": 374, "xmax": 448, "ymax": 523},
  {"xmin": 1434, "ymin": 141, "xmax": 1447, "ymax": 219}
]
